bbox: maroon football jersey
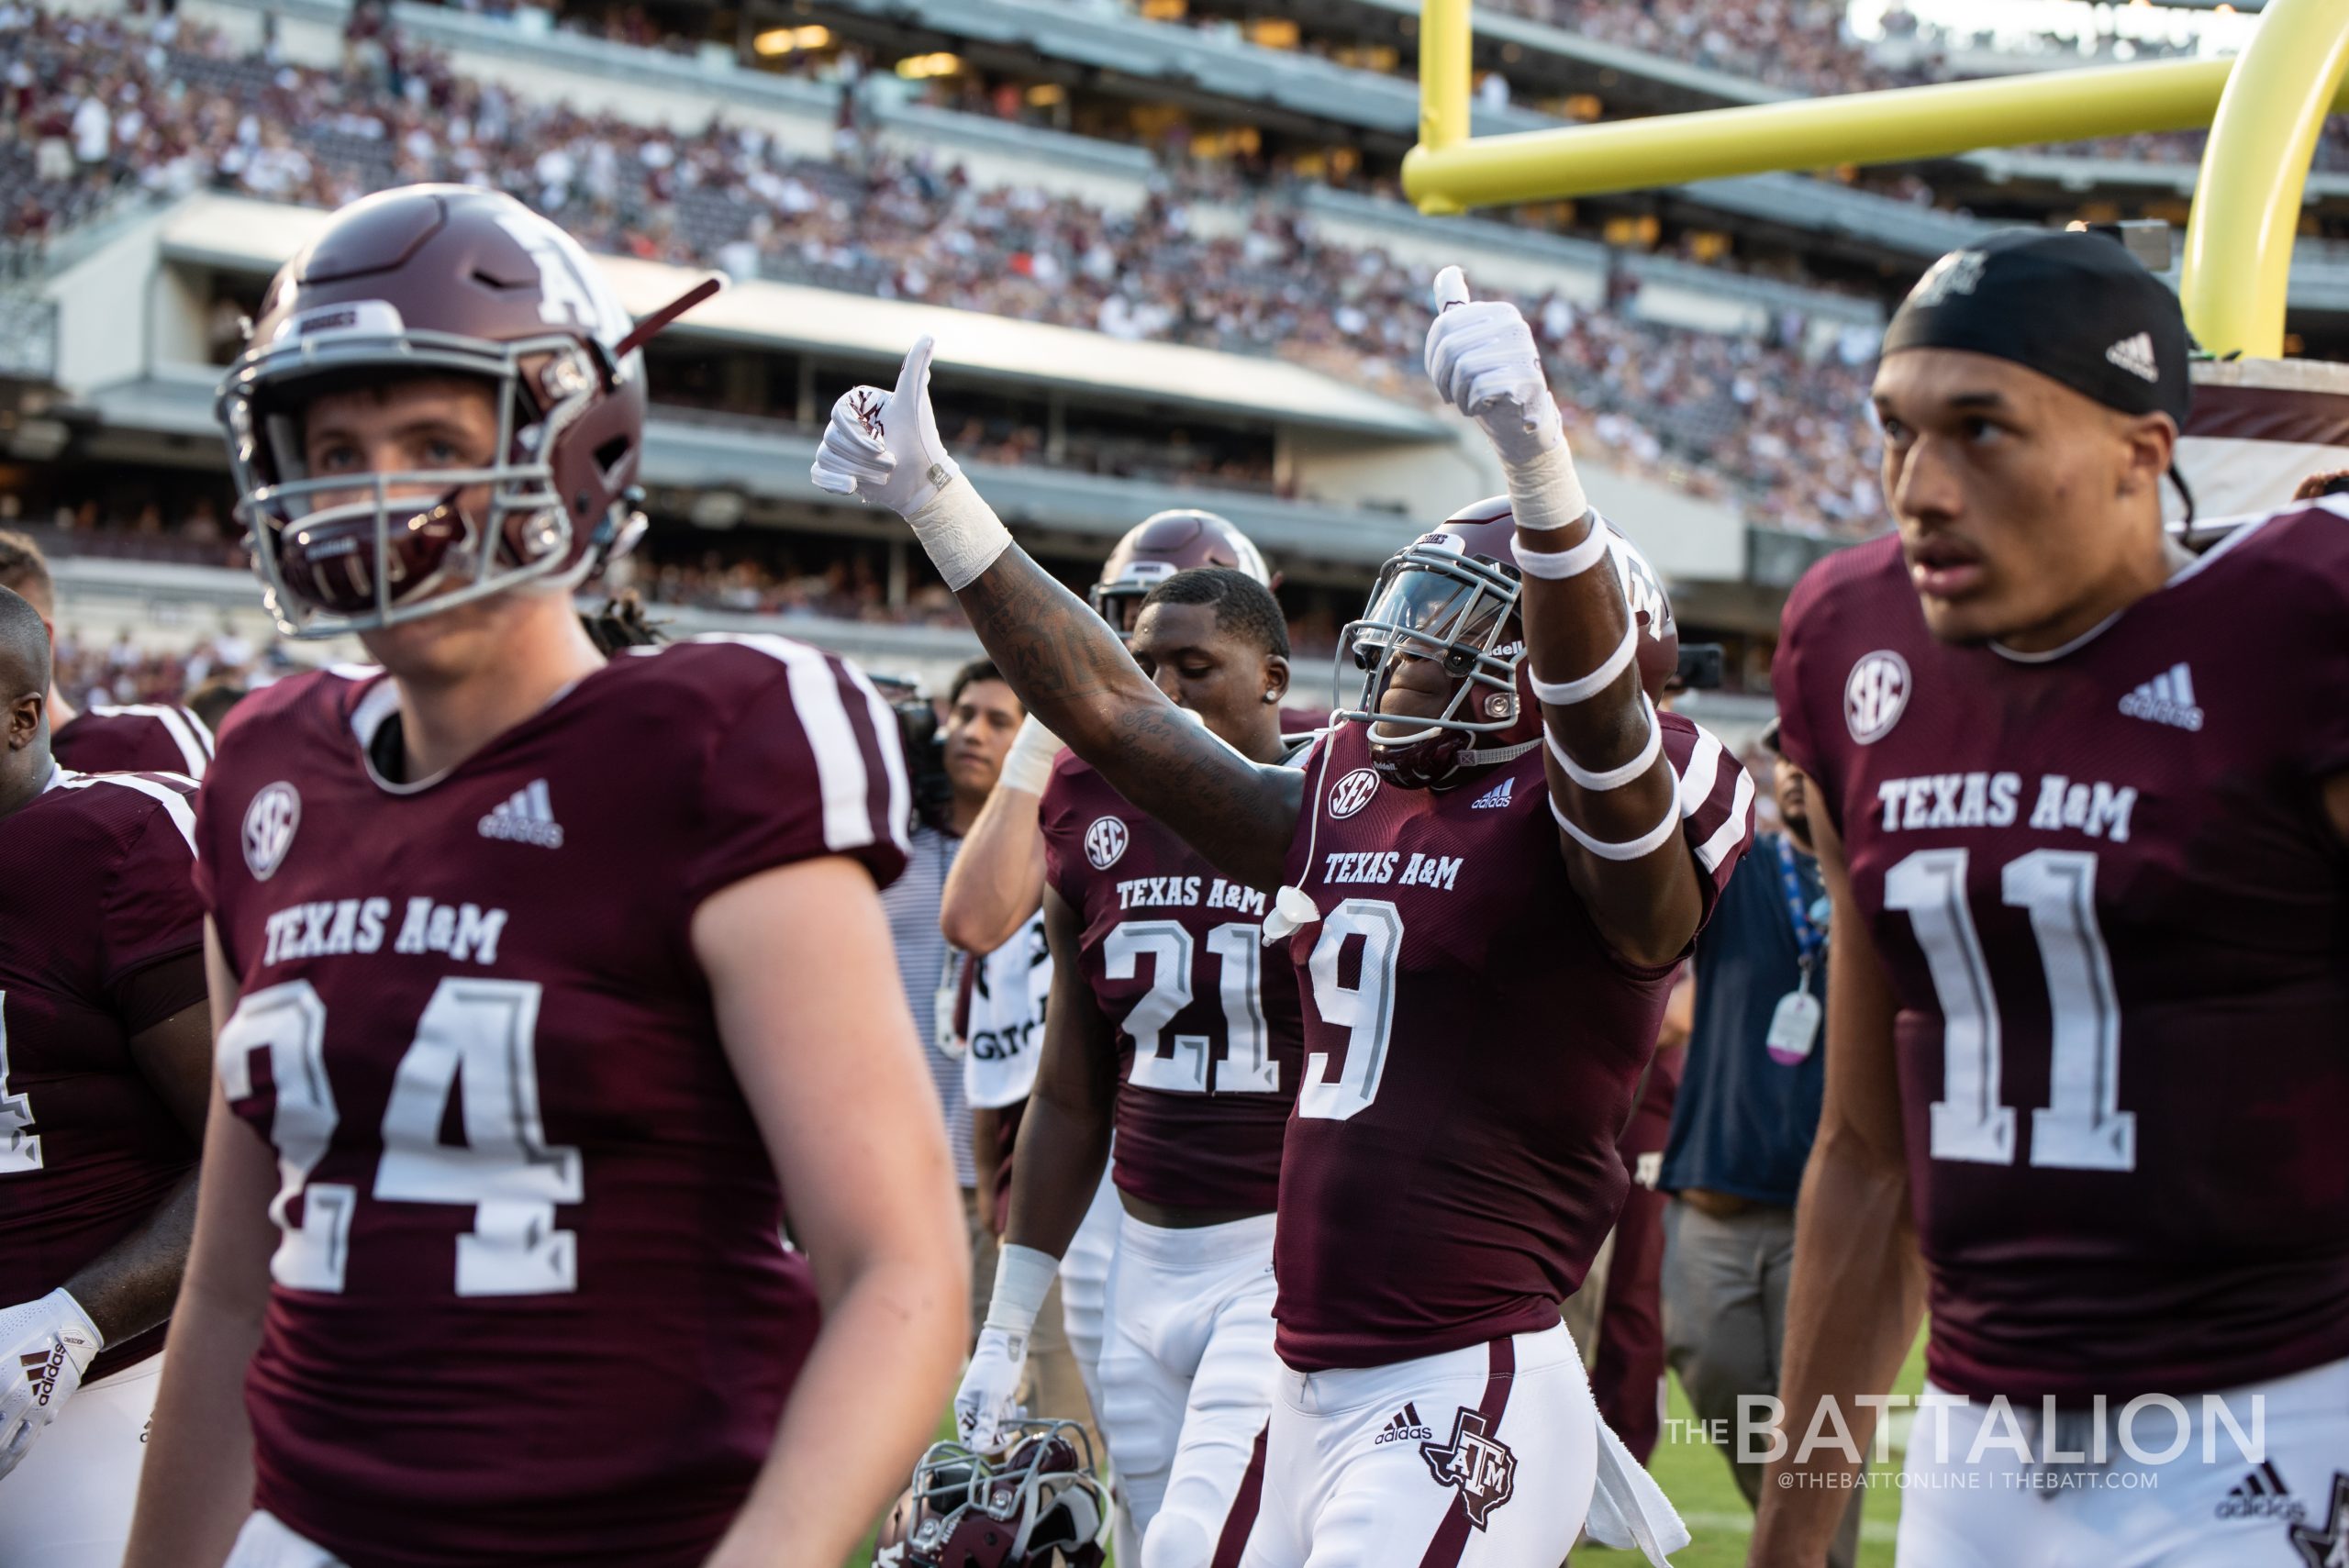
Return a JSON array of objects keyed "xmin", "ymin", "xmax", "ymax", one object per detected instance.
[
  {"xmin": 0, "ymin": 768, "xmax": 205, "ymax": 1383},
  {"xmin": 1039, "ymin": 752, "xmax": 1304, "ymax": 1214},
  {"xmin": 1271, "ymin": 716, "xmax": 1753, "ymax": 1372},
  {"xmin": 193, "ymin": 635, "xmax": 908, "ymax": 1567},
  {"xmin": 1774, "ymin": 506, "xmax": 2349, "ymax": 1402},
  {"xmin": 53, "ymin": 703, "xmax": 214, "ymax": 778}
]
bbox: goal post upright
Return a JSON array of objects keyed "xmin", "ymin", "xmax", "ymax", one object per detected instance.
[{"xmin": 1403, "ymin": 0, "xmax": 2349, "ymax": 354}]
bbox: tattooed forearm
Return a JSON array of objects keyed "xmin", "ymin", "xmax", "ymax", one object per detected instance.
[{"xmin": 955, "ymin": 545, "xmax": 1301, "ymax": 889}]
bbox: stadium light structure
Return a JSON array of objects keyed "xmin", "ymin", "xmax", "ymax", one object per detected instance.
[{"xmin": 1403, "ymin": 0, "xmax": 2349, "ymax": 357}]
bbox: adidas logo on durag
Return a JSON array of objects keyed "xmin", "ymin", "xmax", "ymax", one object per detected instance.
[
  {"xmin": 2213, "ymin": 1459, "xmax": 2302, "ymax": 1521},
  {"xmin": 1375, "ymin": 1403, "xmax": 1434, "ymax": 1446},
  {"xmin": 2119, "ymin": 662, "xmax": 2204, "ymax": 731},
  {"xmin": 2106, "ymin": 331, "xmax": 2160, "ymax": 384},
  {"xmin": 1471, "ymin": 776, "xmax": 1515, "ymax": 809},
  {"xmin": 478, "ymin": 779, "xmax": 565, "ymax": 848}
]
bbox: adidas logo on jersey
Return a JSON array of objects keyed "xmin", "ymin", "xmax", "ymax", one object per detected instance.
[
  {"xmin": 2213, "ymin": 1460, "xmax": 2304, "ymax": 1522},
  {"xmin": 2119, "ymin": 662, "xmax": 2204, "ymax": 731},
  {"xmin": 478, "ymin": 779, "xmax": 565, "ymax": 848},
  {"xmin": 1470, "ymin": 777, "xmax": 1515, "ymax": 809},
  {"xmin": 1374, "ymin": 1403, "xmax": 1435, "ymax": 1446},
  {"xmin": 2105, "ymin": 331, "xmax": 2160, "ymax": 384}
]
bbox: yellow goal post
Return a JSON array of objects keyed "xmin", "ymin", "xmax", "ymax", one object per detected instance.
[{"xmin": 1402, "ymin": 0, "xmax": 2349, "ymax": 359}]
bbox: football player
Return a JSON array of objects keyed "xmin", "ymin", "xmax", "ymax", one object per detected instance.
[
  {"xmin": 814, "ymin": 266, "xmax": 1749, "ymax": 1565},
  {"xmin": 1753, "ymin": 229, "xmax": 2349, "ymax": 1566},
  {"xmin": 0, "ymin": 584, "xmax": 212, "ymax": 1568},
  {"xmin": 0, "ymin": 532, "xmax": 216, "ymax": 777},
  {"xmin": 956, "ymin": 566, "xmax": 1306, "ymax": 1568},
  {"xmin": 119, "ymin": 185, "xmax": 967, "ymax": 1568}
]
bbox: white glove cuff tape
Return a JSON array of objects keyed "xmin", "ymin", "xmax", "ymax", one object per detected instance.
[
  {"xmin": 984, "ymin": 1243, "xmax": 1058, "ymax": 1335},
  {"xmin": 1551, "ymin": 790, "xmax": 1683, "ymax": 862},
  {"xmin": 1502, "ymin": 442, "xmax": 1591, "ymax": 533},
  {"xmin": 1510, "ymin": 523, "xmax": 1610, "ymax": 581},
  {"xmin": 998, "ymin": 716, "xmax": 1063, "ymax": 797},
  {"xmin": 1546, "ymin": 695, "xmax": 1663, "ymax": 792},
  {"xmin": 1530, "ymin": 623, "xmax": 1639, "ymax": 706},
  {"xmin": 906, "ymin": 474, "xmax": 1015, "ymax": 593},
  {"xmin": 48, "ymin": 1287, "xmax": 101, "ymax": 1351}
]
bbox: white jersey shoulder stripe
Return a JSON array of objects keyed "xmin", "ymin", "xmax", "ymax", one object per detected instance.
[
  {"xmin": 1675, "ymin": 727, "xmax": 1724, "ymax": 819},
  {"xmin": 685, "ymin": 633, "xmax": 893, "ymax": 855},
  {"xmin": 1696, "ymin": 761, "xmax": 1757, "ymax": 873},
  {"xmin": 89, "ymin": 702, "xmax": 215, "ymax": 775},
  {"xmin": 53, "ymin": 771, "xmax": 200, "ymax": 854}
]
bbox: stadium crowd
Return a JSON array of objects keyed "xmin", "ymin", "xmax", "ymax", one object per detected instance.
[{"xmin": 2, "ymin": 4, "xmax": 1887, "ymax": 534}]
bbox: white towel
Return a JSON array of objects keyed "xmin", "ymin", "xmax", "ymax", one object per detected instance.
[{"xmin": 1583, "ymin": 1412, "xmax": 1690, "ymax": 1565}]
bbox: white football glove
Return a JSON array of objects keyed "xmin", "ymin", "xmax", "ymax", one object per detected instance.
[
  {"xmin": 1424, "ymin": 265, "xmax": 1564, "ymax": 468},
  {"xmin": 953, "ymin": 1324, "xmax": 1030, "ymax": 1452},
  {"xmin": 810, "ymin": 335, "xmax": 962, "ymax": 517},
  {"xmin": 0, "ymin": 1289, "xmax": 101, "ymax": 1480}
]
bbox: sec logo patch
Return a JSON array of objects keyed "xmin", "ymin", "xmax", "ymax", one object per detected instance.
[
  {"xmin": 1843, "ymin": 651, "xmax": 1910, "ymax": 745},
  {"xmin": 243, "ymin": 782, "xmax": 302, "ymax": 881},
  {"xmin": 1085, "ymin": 816, "xmax": 1129, "ymax": 871},
  {"xmin": 1329, "ymin": 767, "xmax": 1380, "ymax": 818}
]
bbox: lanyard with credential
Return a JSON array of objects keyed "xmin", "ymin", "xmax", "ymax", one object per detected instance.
[{"xmin": 1765, "ymin": 834, "xmax": 1829, "ymax": 1064}]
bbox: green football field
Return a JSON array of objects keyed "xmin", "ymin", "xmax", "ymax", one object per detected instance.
[{"xmin": 852, "ymin": 1330, "xmax": 1930, "ymax": 1566}]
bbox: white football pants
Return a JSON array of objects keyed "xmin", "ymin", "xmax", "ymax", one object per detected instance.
[
  {"xmin": 1236, "ymin": 1321, "xmax": 1600, "ymax": 1568},
  {"xmin": 1897, "ymin": 1354, "xmax": 2349, "ymax": 1568},
  {"xmin": 225, "ymin": 1507, "xmax": 343, "ymax": 1567},
  {"xmin": 1097, "ymin": 1208, "xmax": 1281, "ymax": 1568},
  {"xmin": 0, "ymin": 1352, "xmax": 162, "ymax": 1568}
]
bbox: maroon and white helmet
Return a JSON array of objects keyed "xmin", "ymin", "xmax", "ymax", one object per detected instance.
[
  {"xmin": 1336, "ymin": 495, "xmax": 1677, "ymax": 789},
  {"xmin": 216, "ymin": 184, "xmax": 708, "ymax": 637},
  {"xmin": 874, "ymin": 1422, "xmax": 1108, "ymax": 1568},
  {"xmin": 1089, "ymin": 509, "xmax": 1272, "ymax": 637}
]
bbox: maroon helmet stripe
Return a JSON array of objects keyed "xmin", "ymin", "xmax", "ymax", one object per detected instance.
[
  {"xmin": 1416, "ymin": 1337, "xmax": 1517, "ymax": 1568},
  {"xmin": 1208, "ymin": 1420, "xmax": 1272, "ymax": 1568}
]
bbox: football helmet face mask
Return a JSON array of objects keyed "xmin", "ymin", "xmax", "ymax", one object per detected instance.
[
  {"xmin": 217, "ymin": 184, "xmax": 661, "ymax": 639},
  {"xmin": 875, "ymin": 1421, "xmax": 1109, "ymax": 1568},
  {"xmin": 1337, "ymin": 496, "xmax": 1677, "ymax": 789},
  {"xmin": 1089, "ymin": 509, "xmax": 1271, "ymax": 639}
]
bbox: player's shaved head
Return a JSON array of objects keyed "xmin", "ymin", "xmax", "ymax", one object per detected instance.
[
  {"xmin": 0, "ymin": 584, "xmax": 50, "ymax": 699},
  {"xmin": 0, "ymin": 530, "xmax": 55, "ymax": 620},
  {"xmin": 0, "ymin": 584, "xmax": 50, "ymax": 818}
]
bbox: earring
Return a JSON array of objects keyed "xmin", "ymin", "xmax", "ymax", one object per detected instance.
[{"xmin": 1263, "ymin": 692, "xmax": 1280, "ymax": 704}]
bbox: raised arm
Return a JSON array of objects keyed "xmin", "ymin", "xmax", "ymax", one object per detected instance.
[
  {"xmin": 1747, "ymin": 784, "xmax": 1925, "ymax": 1567},
  {"xmin": 1423, "ymin": 268, "xmax": 1713, "ymax": 966},
  {"xmin": 939, "ymin": 717, "xmax": 1058, "ymax": 955},
  {"xmin": 952, "ymin": 886, "xmax": 1120, "ymax": 1450},
  {"xmin": 812, "ymin": 341, "xmax": 1301, "ymax": 893}
]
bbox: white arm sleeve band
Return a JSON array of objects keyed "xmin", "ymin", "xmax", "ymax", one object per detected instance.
[
  {"xmin": 1510, "ymin": 522, "xmax": 1610, "ymax": 580},
  {"xmin": 998, "ymin": 716, "xmax": 1063, "ymax": 797},
  {"xmin": 1551, "ymin": 791, "xmax": 1684, "ymax": 862},
  {"xmin": 1500, "ymin": 440, "xmax": 1591, "ymax": 533},
  {"xmin": 984, "ymin": 1242, "xmax": 1059, "ymax": 1336},
  {"xmin": 1545, "ymin": 695, "xmax": 1663, "ymax": 792},
  {"xmin": 1530, "ymin": 623, "xmax": 1639, "ymax": 706},
  {"xmin": 906, "ymin": 473, "xmax": 1016, "ymax": 592}
]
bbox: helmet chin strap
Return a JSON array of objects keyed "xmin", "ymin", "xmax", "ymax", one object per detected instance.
[{"xmin": 1456, "ymin": 737, "xmax": 1542, "ymax": 771}]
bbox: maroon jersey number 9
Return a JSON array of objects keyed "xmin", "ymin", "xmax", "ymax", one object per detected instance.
[{"xmin": 1297, "ymin": 899, "xmax": 1405, "ymax": 1123}]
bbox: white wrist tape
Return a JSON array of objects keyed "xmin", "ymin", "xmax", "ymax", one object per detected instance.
[
  {"xmin": 1501, "ymin": 441, "xmax": 1591, "ymax": 533},
  {"xmin": 1551, "ymin": 791, "xmax": 1683, "ymax": 862},
  {"xmin": 1530, "ymin": 623, "xmax": 1639, "ymax": 706},
  {"xmin": 906, "ymin": 474, "xmax": 1015, "ymax": 592},
  {"xmin": 998, "ymin": 716, "xmax": 1063, "ymax": 796},
  {"xmin": 1510, "ymin": 522, "xmax": 1610, "ymax": 581},
  {"xmin": 1546, "ymin": 695, "xmax": 1663, "ymax": 792},
  {"xmin": 984, "ymin": 1243, "xmax": 1058, "ymax": 1336}
]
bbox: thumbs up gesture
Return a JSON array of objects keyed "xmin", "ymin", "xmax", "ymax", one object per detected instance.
[
  {"xmin": 810, "ymin": 335, "xmax": 963, "ymax": 517},
  {"xmin": 1424, "ymin": 266, "xmax": 1564, "ymax": 467}
]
